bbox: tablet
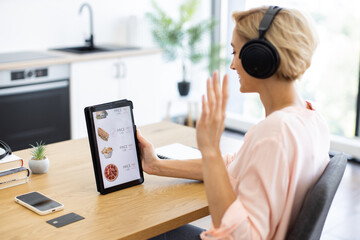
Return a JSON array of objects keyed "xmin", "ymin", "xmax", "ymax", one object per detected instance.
[{"xmin": 84, "ymin": 99, "xmax": 144, "ymax": 194}]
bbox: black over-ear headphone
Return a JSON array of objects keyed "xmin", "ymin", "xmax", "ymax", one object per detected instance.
[
  {"xmin": 239, "ymin": 6, "xmax": 282, "ymax": 79},
  {"xmin": 0, "ymin": 140, "xmax": 12, "ymax": 160}
]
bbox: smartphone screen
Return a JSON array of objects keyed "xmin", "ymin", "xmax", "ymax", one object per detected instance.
[
  {"xmin": 92, "ymin": 106, "xmax": 141, "ymax": 189},
  {"xmin": 15, "ymin": 192, "xmax": 63, "ymax": 213}
]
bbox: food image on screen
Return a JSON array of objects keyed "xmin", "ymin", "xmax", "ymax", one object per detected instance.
[
  {"xmin": 96, "ymin": 110, "xmax": 108, "ymax": 119},
  {"xmin": 101, "ymin": 147, "xmax": 113, "ymax": 159},
  {"xmin": 98, "ymin": 128, "xmax": 109, "ymax": 141},
  {"xmin": 104, "ymin": 164, "xmax": 118, "ymax": 182}
]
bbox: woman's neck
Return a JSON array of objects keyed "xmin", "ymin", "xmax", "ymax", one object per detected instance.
[{"xmin": 259, "ymin": 79, "xmax": 305, "ymax": 117}]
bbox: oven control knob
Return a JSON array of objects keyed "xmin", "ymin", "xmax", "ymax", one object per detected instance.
[{"xmin": 27, "ymin": 71, "xmax": 33, "ymax": 78}]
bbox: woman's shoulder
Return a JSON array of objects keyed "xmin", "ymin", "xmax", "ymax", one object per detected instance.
[
  {"xmin": 252, "ymin": 109, "xmax": 292, "ymax": 137},
  {"xmin": 250, "ymin": 106, "xmax": 326, "ymax": 141}
]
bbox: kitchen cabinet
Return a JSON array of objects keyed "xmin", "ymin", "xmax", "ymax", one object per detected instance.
[
  {"xmin": 119, "ymin": 54, "xmax": 169, "ymax": 127},
  {"xmin": 70, "ymin": 53, "xmax": 170, "ymax": 139},
  {"xmin": 71, "ymin": 58, "xmax": 121, "ymax": 139}
]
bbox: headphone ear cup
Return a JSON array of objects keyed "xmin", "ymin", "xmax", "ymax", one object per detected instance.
[{"xmin": 239, "ymin": 39, "xmax": 280, "ymax": 79}]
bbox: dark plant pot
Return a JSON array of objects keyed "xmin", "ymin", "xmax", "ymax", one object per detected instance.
[{"xmin": 178, "ymin": 81, "xmax": 190, "ymax": 96}]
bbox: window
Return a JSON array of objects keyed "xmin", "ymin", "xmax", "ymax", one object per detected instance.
[{"xmin": 214, "ymin": 0, "xmax": 360, "ymax": 157}]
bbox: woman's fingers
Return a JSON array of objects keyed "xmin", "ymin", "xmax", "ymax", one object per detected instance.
[
  {"xmin": 221, "ymin": 74, "xmax": 229, "ymax": 114},
  {"xmin": 137, "ymin": 129, "xmax": 146, "ymax": 143},
  {"xmin": 197, "ymin": 72, "xmax": 229, "ymax": 150},
  {"xmin": 203, "ymin": 72, "xmax": 229, "ymax": 123},
  {"xmin": 212, "ymin": 72, "xmax": 222, "ymax": 115},
  {"xmin": 200, "ymin": 94, "xmax": 209, "ymax": 124},
  {"xmin": 205, "ymin": 78, "xmax": 212, "ymax": 106},
  {"xmin": 137, "ymin": 129, "xmax": 151, "ymax": 149},
  {"xmin": 136, "ymin": 130, "xmax": 143, "ymax": 145},
  {"xmin": 212, "ymin": 71, "xmax": 220, "ymax": 99}
]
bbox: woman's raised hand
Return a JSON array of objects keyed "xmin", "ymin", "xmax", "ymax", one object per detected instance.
[{"xmin": 196, "ymin": 71, "xmax": 229, "ymax": 155}]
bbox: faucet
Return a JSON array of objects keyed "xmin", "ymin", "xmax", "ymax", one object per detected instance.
[{"xmin": 79, "ymin": 3, "xmax": 94, "ymax": 48}]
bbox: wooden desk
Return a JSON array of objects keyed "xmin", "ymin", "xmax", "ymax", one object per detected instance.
[{"xmin": 0, "ymin": 122, "xmax": 209, "ymax": 240}]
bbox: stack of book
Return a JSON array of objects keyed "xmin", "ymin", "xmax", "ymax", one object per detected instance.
[{"xmin": 0, "ymin": 154, "xmax": 30, "ymax": 190}]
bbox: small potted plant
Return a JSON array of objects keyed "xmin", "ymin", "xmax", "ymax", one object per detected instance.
[{"xmin": 29, "ymin": 141, "xmax": 49, "ymax": 174}]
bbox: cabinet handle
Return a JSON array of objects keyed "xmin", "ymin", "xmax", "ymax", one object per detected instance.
[
  {"xmin": 119, "ymin": 62, "xmax": 127, "ymax": 79},
  {"xmin": 114, "ymin": 62, "xmax": 120, "ymax": 79},
  {"xmin": 114, "ymin": 61, "xmax": 127, "ymax": 80},
  {"xmin": 119, "ymin": 62, "xmax": 126, "ymax": 79}
]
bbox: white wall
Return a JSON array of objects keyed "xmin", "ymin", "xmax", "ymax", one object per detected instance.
[{"xmin": 0, "ymin": 0, "xmax": 211, "ymax": 52}]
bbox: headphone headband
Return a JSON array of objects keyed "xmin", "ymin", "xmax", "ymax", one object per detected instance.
[
  {"xmin": 258, "ymin": 6, "xmax": 282, "ymax": 39},
  {"xmin": 0, "ymin": 140, "xmax": 12, "ymax": 160}
]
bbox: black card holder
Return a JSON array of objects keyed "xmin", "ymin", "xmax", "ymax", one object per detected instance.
[{"xmin": 46, "ymin": 212, "xmax": 84, "ymax": 228}]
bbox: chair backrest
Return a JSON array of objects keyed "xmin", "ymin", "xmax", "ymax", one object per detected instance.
[{"xmin": 287, "ymin": 153, "xmax": 347, "ymax": 240}]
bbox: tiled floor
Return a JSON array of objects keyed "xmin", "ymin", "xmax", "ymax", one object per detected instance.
[{"xmin": 191, "ymin": 130, "xmax": 360, "ymax": 239}]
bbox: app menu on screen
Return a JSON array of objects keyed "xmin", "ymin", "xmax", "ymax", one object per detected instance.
[{"xmin": 92, "ymin": 106, "xmax": 140, "ymax": 189}]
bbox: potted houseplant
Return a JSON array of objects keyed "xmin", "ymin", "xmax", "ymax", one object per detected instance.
[
  {"xmin": 29, "ymin": 141, "xmax": 49, "ymax": 174},
  {"xmin": 146, "ymin": 0, "xmax": 217, "ymax": 96}
]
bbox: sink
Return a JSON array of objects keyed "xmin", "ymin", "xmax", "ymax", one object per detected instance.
[
  {"xmin": 52, "ymin": 3, "xmax": 141, "ymax": 55},
  {"xmin": 51, "ymin": 45, "xmax": 141, "ymax": 54}
]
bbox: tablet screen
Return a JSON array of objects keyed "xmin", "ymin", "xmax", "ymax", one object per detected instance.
[{"xmin": 92, "ymin": 106, "xmax": 140, "ymax": 189}]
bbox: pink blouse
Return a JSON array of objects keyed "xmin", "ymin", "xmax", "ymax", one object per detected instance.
[{"xmin": 201, "ymin": 103, "xmax": 330, "ymax": 240}]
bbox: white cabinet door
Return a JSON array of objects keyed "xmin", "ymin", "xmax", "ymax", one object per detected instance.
[
  {"xmin": 119, "ymin": 53, "xmax": 170, "ymax": 126},
  {"xmin": 70, "ymin": 54, "xmax": 175, "ymax": 139},
  {"xmin": 71, "ymin": 58, "xmax": 124, "ymax": 139}
]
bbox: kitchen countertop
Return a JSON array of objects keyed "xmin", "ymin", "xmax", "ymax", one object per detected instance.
[{"xmin": 0, "ymin": 47, "xmax": 162, "ymax": 71}]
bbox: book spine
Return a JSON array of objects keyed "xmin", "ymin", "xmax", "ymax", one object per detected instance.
[
  {"xmin": 0, "ymin": 167, "xmax": 30, "ymax": 183},
  {"xmin": 0, "ymin": 159, "xmax": 24, "ymax": 173},
  {"xmin": 0, "ymin": 166, "xmax": 28, "ymax": 176},
  {"xmin": 0, "ymin": 177, "xmax": 29, "ymax": 190},
  {"xmin": 0, "ymin": 177, "xmax": 23, "ymax": 185}
]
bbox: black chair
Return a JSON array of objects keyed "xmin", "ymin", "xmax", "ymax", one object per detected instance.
[{"xmin": 287, "ymin": 153, "xmax": 347, "ymax": 240}]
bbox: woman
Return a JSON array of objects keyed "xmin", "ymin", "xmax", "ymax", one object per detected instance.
[{"xmin": 139, "ymin": 5, "xmax": 330, "ymax": 240}]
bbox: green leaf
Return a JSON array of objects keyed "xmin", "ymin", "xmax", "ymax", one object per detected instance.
[
  {"xmin": 29, "ymin": 141, "xmax": 47, "ymax": 160},
  {"xmin": 180, "ymin": 0, "xmax": 200, "ymax": 22}
]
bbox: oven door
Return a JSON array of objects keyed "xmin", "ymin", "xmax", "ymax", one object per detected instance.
[{"xmin": 0, "ymin": 80, "xmax": 70, "ymax": 151}]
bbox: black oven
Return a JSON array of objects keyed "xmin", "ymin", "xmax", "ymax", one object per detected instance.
[{"xmin": 0, "ymin": 64, "xmax": 70, "ymax": 151}]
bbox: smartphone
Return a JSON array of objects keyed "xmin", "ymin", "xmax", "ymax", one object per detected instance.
[{"xmin": 15, "ymin": 191, "xmax": 64, "ymax": 215}]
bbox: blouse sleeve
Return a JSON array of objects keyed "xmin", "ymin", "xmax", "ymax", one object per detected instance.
[{"xmin": 201, "ymin": 138, "xmax": 290, "ymax": 240}]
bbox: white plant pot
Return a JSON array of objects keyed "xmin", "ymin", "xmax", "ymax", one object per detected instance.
[{"xmin": 29, "ymin": 157, "xmax": 49, "ymax": 174}]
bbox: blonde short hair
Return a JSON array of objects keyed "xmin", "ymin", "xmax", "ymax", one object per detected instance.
[{"xmin": 232, "ymin": 6, "xmax": 319, "ymax": 81}]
